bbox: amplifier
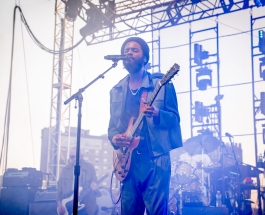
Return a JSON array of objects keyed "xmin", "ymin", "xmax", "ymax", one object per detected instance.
[
  {"xmin": 29, "ymin": 201, "xmax": 57, "ymax": 215},
  {"xmin": 0, "ymin": 187, "xmax": 39, "ymax": 215},
  {"xmin": 34, "ymin": 190, "xmax": 57, "ymax": 201},
  {"xmin": 3, "ymin": 167, "xmax": 43, "ymax": 187},
  {"xmin": 182, "ymin": 206, "xmax": 229, "ymax": 215}
]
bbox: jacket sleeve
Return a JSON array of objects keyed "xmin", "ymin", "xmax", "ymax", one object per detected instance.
[
  {"xmin": 107, "ymin": 90, "xmax": 120, "ymax": 150},
  {"xmin": 56, "ymin": 169, "xmax": 64, "ymax": 202}
]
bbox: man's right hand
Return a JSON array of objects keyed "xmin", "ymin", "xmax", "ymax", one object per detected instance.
[
  {"xmin": 57, "ymin": 201, "xmax": 66, "ymax": 215},
  {"xmin": 112, "ymin": 134, "xmax": 130, "ymax": 147}
]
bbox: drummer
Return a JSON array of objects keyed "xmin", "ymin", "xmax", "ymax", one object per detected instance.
[
  {"xmin": 179, "ymin": 150, "xmax": 212, "ymax": 172},
  {"xmin": 178, "ymin": 149, "xmax": 212, "ymax": 206}
]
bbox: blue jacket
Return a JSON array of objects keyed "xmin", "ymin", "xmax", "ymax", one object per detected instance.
[{"xmin": 108, "ymin": 71, "xmax": 183, "ymax": 157}]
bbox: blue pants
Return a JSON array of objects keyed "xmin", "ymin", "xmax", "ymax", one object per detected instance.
[{"xmin": 121, "ymin": 151, "xmax": 171, "ymax": 215}]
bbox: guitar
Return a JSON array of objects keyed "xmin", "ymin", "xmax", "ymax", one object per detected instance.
[
  {"xmin": 57, "ymin": 170, "xmax": 112, "ymax": 215},
  {"xmin": 113, "ymin": 63, "xmax": 180, "ymax": 181}
]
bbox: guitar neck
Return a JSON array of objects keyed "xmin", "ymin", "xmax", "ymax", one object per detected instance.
[
  {"xmin": 97, "ymin": 172, "xmax": 109, "ymax": 184},
  {"xmin": 79, "ymin": 172, "xmax": 109, "ymax": 200},
  {"xmin": 129, "ymin": 83, "xmax": 162, "ymax": 136}
]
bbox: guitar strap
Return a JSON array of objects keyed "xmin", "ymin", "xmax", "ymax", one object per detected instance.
[
  {"xmin": 139, "ymin": 90, "xmax": 148, "ymax": 113},
  {"xmin": 137, "ymin": 90, "xmax": 148, "ymax": 132}
]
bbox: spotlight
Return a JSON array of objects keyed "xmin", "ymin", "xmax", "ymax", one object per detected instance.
[
  {"xmin": 261, "ymin": 92, "xmax": 265, "ymax": 115},
  {"xmin": 65, "ymin": 0, "xmax": 82, "ymax": 22},
  {"xmin": 196, "ymin": 67, "xmax": 212, "ymax": 90},
  {"xmin": 80, "ymin": 1, "xmax": 115, "ymax": 38},
  {"xmin": 195, "ymin": 101, "xmax": 209, "ymax": 123},
  {"xmin": 194, "ymin": 43, "xmax": 209, "ymax": 66},
  {"xmin": 260, "ymin": 57, "xmax": 265, "ymax": 81},
  {"xmin": 259, "ymin": 30, "xmax": 265, "ymax": 54},
  {"xmin": 80, "ymin": 7, "xmax": 104, "ymax": 37}
]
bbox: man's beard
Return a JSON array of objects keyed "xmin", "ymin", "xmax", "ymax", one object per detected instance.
[{"xmin": 123, "ymin": 56, "xmax": 145, "ymax": 74}]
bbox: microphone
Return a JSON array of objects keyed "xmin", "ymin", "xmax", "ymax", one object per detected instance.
[
  {"xmin": 225, "ymin": 132, "xmax": 233, "ymax": 138},
  {"xmin": 101, "ymin": 206, "xmax": 115, "ymax": 211},
  {"xmin": 104, "ymin": 55, "xmax": 129, "ymax": 61}
]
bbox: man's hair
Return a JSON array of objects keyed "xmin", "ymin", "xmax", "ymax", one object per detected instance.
[
  {"xmin": 70, "ymin": 146, "xmax": 83, "ymax": 156},
  {"xmin": 120, "ymin": 37, "xmax": 150, "ymax": 65}
]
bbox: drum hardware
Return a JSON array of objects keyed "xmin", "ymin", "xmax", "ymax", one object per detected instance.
[{"xmin": 96, "ymin": 186, "xmax": 120, "ymax": 215}]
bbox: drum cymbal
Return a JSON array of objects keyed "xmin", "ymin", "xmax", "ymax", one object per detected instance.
[
  {"xmin": 183, "ymin": 135, "xmax": 220, "ymax": 155},
  {"xmin": 183, "ymin": 136, "xmax": 202, "ymax": 155},
  {"xmin": 201, "ymin": 135, "xmax": 220, "ymax": 153}
]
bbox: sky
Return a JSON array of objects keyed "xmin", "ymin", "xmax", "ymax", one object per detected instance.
[{"xmin": 0, "ymin": 0, "xmax": 265, "ymax": 183}]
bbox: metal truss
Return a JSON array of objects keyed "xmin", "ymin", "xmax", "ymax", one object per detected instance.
[
  {"xmin": 189, "ymin": 22, "xmax": 221, "ymax": 138},
  {"xmin": 47, "ymin": 1, "xmax": 73, "ymax": 181},
  {"xmin": 71, "ymin": 0, "xmax": 255, "ymax": 45},
  {"xmin": 250, "ymin": 15, "xmax": 265, "ymax": 214},
  {"xmin": 250, "ymin": 14, "xmax": 265, "ymax": 164}
]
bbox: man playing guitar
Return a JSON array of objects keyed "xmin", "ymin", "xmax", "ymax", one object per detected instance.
[
  {"xmin": 57, "ymin": 146, "xmax": 100, "ymax": 215},
  {"xmin": 108, "ymin": 37, "xmax": 182, "ymax": 214}
]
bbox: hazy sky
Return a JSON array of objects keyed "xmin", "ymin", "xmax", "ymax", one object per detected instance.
[{"xmin": 0, "ymin": 1, "xmax": 265, "ymax": 181}]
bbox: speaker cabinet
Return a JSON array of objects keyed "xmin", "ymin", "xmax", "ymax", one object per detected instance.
[
  {"xmin": 0, "ymin": 187, "xmax": 38, "ymax": 215},
  {"xmin": 182, "ymin": 206, "xmax": 229, "ymax": 215},
  {"xmin": 29, "ymin": 201, "xmax": 57, "ymax": 215}
]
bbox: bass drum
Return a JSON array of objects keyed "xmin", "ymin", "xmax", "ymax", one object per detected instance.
[
  {"xmin": 96, "ymin": 187, "xmax": 114, "ymax": 215},
  {"xmin": 174, "ymin": 162, "xmax": 196, "ymax": 185}
]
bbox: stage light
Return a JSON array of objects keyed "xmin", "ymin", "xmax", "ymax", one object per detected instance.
[
  {"xmin": 80, "ymin": 1, "xmax": 115, "ymax": 38},
  {"xmin": 259, "ymin": 30, "xmax": 265, "ymax": 54},
  {"xmin": 195, "ymin": 101, "xmax": 209, "ymax": 123},
  {"xmin": 260, "ymin": 62, "xmax": 265, "ymax": 81},
  {"xmin": 261, "ymin": 92, "xmax": 265, "ymax": 115},
  {"xmin": 65, "ymin": 0, "xmax": 82, "ymax": 22},
  {"xmin": 80, "ymin": 7, "xmax": 104, "ymax": 37},
  {"xmin": 194, "ymin": 43, "xmax": 209, "ymax": 66},
  {"xmin": 196, "ymin": 67, "xmax": 212, "ymax": 91}
]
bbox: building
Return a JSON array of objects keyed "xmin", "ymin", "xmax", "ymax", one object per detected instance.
[{"xmin": 40, "ymin": 127, "xmax": 116, "ymax": 188}]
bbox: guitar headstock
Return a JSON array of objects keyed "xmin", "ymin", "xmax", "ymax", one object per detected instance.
[{"xmin": 160, "ymin": 63, "xmax": 180, "ymax": 86}]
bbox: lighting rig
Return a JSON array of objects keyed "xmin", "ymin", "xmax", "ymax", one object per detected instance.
[
  {"xmin": 258, "ymin": 30, "xmax": 265, "ymax": 148},
  {"xmin": 193, "ymin": 43, "xmax": 214, "ymax": 91},
  {"xmin": 63, "ymin": 0, "xmax": 116, "ymax": 38},
  {"xmin": 192, "ymin": 95, "xmax": 224, "ymax": 133}
]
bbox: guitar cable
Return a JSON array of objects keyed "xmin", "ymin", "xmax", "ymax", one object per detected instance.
[{"xmin": 110, "ymin": 169, "xmax": 122, "ymax": 205}]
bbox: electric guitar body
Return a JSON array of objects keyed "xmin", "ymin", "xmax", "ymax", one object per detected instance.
[
  {"xmin": 57, "ymin": 171, "xmax": 111, "ymax": 215},
  {"xmin": 113, "ymin": 117, "xmax": 140, "ymax": 181}
]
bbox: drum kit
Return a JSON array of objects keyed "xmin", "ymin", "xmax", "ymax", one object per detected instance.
[
  {"xmin": 168, "ymin": 134, "xmax": 263, "ymax": 215},
  {"xmin": 96, "ymin": 186, "xmax": 121, "ymax": 215}
]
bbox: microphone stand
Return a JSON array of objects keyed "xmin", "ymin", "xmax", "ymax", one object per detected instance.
[
  {"xmin": 227, "ymin": 135, "xmax": 241, "ymax": 215},
  {"xmin": 64, "ymin": 61, "xmax": 119, "ymax": 215}
]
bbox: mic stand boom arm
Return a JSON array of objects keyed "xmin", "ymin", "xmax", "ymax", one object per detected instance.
[{"xmin": 64, "ymin": 61, "xmax": 118, "ymax": 215}]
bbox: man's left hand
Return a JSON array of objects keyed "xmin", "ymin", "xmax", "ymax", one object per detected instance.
[
  {"xmin": 90, "ymin": 182, "xmax": 98, "ymax": 191},
  {"xmin": 142, "ymin": 99, "xmax": 159, "ymax": 118}
]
